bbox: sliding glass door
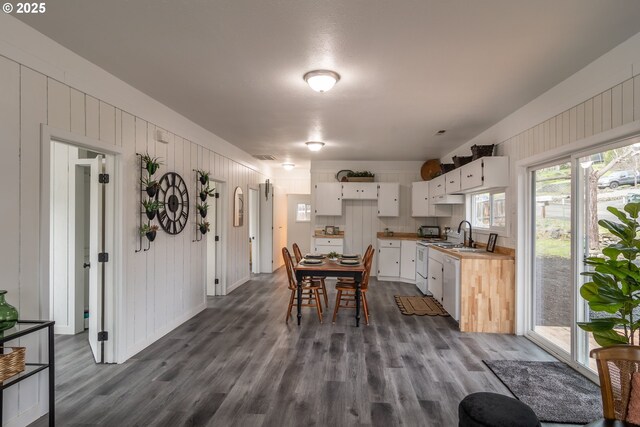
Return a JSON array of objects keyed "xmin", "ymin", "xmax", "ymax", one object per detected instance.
[
  {"xmin": 530, "ymin": 161, "xmax": 573, "ymax": 356},
  {"xmin": 527, "ymin": 136, "xmax": 640, "ymax": 373}
]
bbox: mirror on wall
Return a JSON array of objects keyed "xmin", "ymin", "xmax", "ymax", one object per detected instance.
[{"xmin": 234, "ymin": 186, "xmax": 244, "ymax": 227}]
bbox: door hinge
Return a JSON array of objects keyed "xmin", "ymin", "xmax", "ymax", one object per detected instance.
[
  {"xmin": 215, "ymin": 192, "xmax": 220, "ymax": 199},
  {"xmin": 97, "ymin": 331, "xmax": 108, "ymax": 341},
  {"xmin": 98, "ymin": 253, "xmax": 109, "ymax": 262},
  {"xmin": 98, "ymin": 173, "xmax": 110, "ymax": 184},
  {"xmin": 215, "ymin": 235, "xmax": 220, "ymax": 242},
  {"xmin": 214, "ymin": 279, "xmax": 219, "ymax": 285}
]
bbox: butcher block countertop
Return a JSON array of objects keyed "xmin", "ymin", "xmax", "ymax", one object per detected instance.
[
  {"xmin": 375, "ymin": 232, "xmax": 424, "ymax": 240},
  {"xmin": 429, "ymin": 245, "xmax": 514, "ymax": 260}
]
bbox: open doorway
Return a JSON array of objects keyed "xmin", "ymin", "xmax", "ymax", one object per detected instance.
[
  {"xmin": 249, "ymin": 187, "xmax": 260, "ymax": 274},
  {"xmin": 49, "ymin": 140, "xmax": 115, "ymax": 363}
]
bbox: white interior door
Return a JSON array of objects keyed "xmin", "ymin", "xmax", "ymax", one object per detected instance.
[
  {"xmin": 206, "ymin": 182, "xmax": 218, "ymax": 296},
  {"xmin": 87, "ymin": 156, "xmax": 102, "ymax": 363},
  {"xmin": 249, "ymin": 188, "xmax": 260, "ymax": 274}
]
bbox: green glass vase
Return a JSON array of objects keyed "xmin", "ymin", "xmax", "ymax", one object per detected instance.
[{"xmin": 0, "ymin": 291, "xmax": 19, "ymax": 332}]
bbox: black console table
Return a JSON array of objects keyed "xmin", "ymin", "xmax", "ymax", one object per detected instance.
[{"xmin": 0, "ymin": 321, "xmax": 55, "ymax": 426}]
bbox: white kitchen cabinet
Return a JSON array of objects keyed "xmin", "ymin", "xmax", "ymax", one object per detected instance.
[
  {"xmin": 412, "ymin": 181, "xmax": 452, "ymax": 217},
  {"xmin": 458, "ymin": 156, "xmax": 509, "ymax": 193},
  {"xmin": 430, "ymin": 175, "xmax": 446, "ymax": 196},
  {"xmin": 341, "ymin": 182, "xmax": 377, "ymax": 200},
  {"xmin": 378, "ymin": 247, "xmax": 400, "ymax": 277},
  {"xmin": 314, "ymin": 183, "xmax": 342, "ymax": 216},
  {"xmin": 377, "ymin": 183, "xmax": 399, "ymax": 217},
  {"xmin": 428, "ymin": 258, "xmax": 443, "ymax": 302},
  {"xmin": 445, "ymin": 169, "xmax": 461, "ymax": 193},
  {"xmin": 400, "ymin": 240, "xmax": 416, "ymax": 281},
  {"xmin": 313, "ymin": 237, "xmax": 343, "ymax": 254},
  {"xmin": 442, "ymin": 254, "xmax": 460, "ymax": 321}
]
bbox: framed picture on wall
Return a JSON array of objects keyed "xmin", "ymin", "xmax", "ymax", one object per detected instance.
[
  {"xmin": 324, "ymin": 225, "xmax": 335, "ymax": 235},
  {"xmin": 486, "ymin": 233, "xmax": 498, "ymax": 253}
]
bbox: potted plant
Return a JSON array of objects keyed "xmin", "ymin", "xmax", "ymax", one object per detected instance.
[
  {"xmin": 200, "ymin": 185, "xmax": 216, "ymax": 202},
  {"xmin": 141, "ymin": 176, "xmax": 159, "ymax": 197},
  {"xmin": 140, "ymin": 223, "xmax": 159, "ymax": 242},
  {"xmin": 142, "ymin": 199, "xmax": 163, "ymax": 221},
  {"xmin": 196, "ymin": 202, "xmax": 209, "ymax": 218},
  {"xmin": 578, "ymin": 202, "xmax": 640, "ymax": 346},
  {"xmin": 141, "ymin": 152, "xmax": 163, "ymax": 176},
  {"xmin": 347, "ymin": 171, "xmax": 375, "ymax": 182},
  {"xmin": 196, "ymin": 169, "xmax": 210, "ymax": 185},
  {"xmin": 198, "ymin": 221, "xmax": 210, "ymax": 234}
]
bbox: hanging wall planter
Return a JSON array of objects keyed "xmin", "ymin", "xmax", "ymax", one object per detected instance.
[
  {"xmin": 140, "ymin": 224, "xmax": 159, "ymax": 242},
  {"xmin": 141, "ymin": 177, "xmax": 159, "ymax": 197},
  {"xmin": 141, "ymin": 152, "xmax": 163, "ymax": 176},
  {"xmin": 142, "ymin": 199, "xmax": 163, "ymax": 221},
  {"xmin": 197, "ymin": 202, "xmax": 208, "ymax": 218},
  {"xmin": 196, "ymin": 169, "xmax": 210, "ymax": 186},
  {"xmin": 198, "ymin": 221, "xmax": 210, "ymax": 235},
  {"xmin": 200, "ymin": 185, "xmax": 215, "ymax": 202}
]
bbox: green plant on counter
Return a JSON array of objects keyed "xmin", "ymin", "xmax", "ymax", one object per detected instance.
[
  {"xmin": 347, "ymin": 171, "xmax": 374, "ymax": 177},
  {"xmin": 327, "ymin": 251, "xmax": 340, "ymax": 259},
  {"xmin": 578, "ymin": 202, "xmax": 640, "ymax": 346}
]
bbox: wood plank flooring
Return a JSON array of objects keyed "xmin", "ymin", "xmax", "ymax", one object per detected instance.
[{"xmin": 31, "ymin": 268, "xmax": 572, "ymax": 426}]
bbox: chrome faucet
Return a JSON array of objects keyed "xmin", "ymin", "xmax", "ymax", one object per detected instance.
[{"xmin": 457, "ymin": 220, "xmax": 474, "ymax": 248}]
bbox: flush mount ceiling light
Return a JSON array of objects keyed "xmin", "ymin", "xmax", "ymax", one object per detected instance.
[
  {"xmin": 303, "ymin": 70, "xmax": 340, "ymax": 93},
  {"xmin": 305, "ymin": 141, "xmax": 325, "ymax": 152},
  {"xmin": 282, "ymin": 163, "xmax": 295, "ymax": 171}
]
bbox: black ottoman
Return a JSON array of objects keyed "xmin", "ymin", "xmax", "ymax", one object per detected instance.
[{"xmin": 459, "ymin": 392, "xmax": 541, "ymax": 427}]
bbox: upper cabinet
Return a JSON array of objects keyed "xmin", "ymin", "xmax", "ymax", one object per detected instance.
[
  {"xmin": 430, "ymin": 175, "xmax": 446, "ymax": 196},
  {"xmin": 445, "ymin": 169, "xmax": 461, "ymax": 193},
  {"xmin": 411, "ymin": 181, "xmax": 452, "ymax": 217},
  {"xmin": 342, "ymin": 182, "xmax": 378, "ymax": 200},
  {"xmin": 377, "ymin": 183, "xmax": 399, "ymax": 217},
  {"xmin": 314, "ymin": 183, "xmax": 342, "ymax": 216},
  {"xmin": 458, "ymin": 156, "xmax": 509, "ymax": 192}
]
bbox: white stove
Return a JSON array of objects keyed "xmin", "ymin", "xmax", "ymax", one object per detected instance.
[{"xmin": 415, "ymin": 232, "xmax": 462, "ymax": 294}]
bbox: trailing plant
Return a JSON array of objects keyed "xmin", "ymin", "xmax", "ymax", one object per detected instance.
[
  {"xmin": 198, "ymin": 221, "xmax": 210, "ymax": 234},
  {"xmin": 196, "ymin": 169, "xmax": 210, "ymax": 185},
  {"xmin": 347, "ymin": 171, "xmax": 375, "ymax": 177},
  {"xmin": 141, "ymin": 153, "xmax": 163, "ymax": 175},
  {"xmin": 578, "ymin": 202, "xmax": 640, "ymax": 346}
]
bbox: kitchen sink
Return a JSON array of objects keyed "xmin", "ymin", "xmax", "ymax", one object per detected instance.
[{"xmin": 449, "ymin": 247, "xmax": 485, "ymax": 253}]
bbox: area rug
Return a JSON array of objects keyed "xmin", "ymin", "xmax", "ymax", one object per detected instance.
[
  {"xmin": 483, "ymin": 360, "xmax": 601, "ymax": 424},
  {"xmin": 394, "ymin": 295, "xmax": 449, "ymax": 316}
]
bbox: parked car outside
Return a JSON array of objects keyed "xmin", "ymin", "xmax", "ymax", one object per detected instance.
[
  {"xmin": 625, "ymin": 193, "xmax": 640, "ymax": 204},
  {"xmin": 597, "ymin": 170, "xmax": 640, "ymax": 189}
]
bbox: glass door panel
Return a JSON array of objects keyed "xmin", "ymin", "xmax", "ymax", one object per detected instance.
[{"xmin": 531, "ymin": 162, "xmax": 572, "ymax": 354}]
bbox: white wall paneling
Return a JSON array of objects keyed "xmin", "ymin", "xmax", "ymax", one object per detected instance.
[{"xmin": 0, "ymin": 54, "xmax": 268, "ymax": 427}]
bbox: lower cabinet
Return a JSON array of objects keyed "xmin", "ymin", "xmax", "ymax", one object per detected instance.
[
  {"xmin": 442, "ymin": 255, "xmax": 460, "ymax": 321},
  {"xmin": 400, "ymin": 241, "xmax": 416, "ymax": 281},
  {"xmin": 313, "ymin": 238, "xmax": 343, "ymax": 254},
  {"xmin": 378, "ymin": 246, "xmax": 400, "ymax": 277},
  {"xmin": 427, "ymin": 257, "xmax": 443, "ymax": 302}
]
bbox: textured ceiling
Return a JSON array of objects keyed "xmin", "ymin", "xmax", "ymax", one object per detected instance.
[{"xmin": 17, "ymin": 0, "xmax": 640, "ymax": 168}]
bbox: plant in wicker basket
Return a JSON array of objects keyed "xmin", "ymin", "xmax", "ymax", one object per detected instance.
[{"xmin": 578, "ymin": 202, "xmax": 640, "ymax": 346}]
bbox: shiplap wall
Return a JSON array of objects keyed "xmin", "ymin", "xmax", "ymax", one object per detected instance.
[
  {"xmin": 0, "ymin": 56, "xmax": 266, "ymax": 425},
  {"xmin": 440, "ymin": 74, "xmax": 640, "ymax": 249},
  {"xmin": 311, "ymin": 161, "xmax": 438, "ymax": 275}
]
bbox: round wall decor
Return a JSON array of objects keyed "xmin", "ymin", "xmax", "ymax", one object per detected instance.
[{"xmin": 156, "ymin": 172, "xmax": 189, "ymax": 235}]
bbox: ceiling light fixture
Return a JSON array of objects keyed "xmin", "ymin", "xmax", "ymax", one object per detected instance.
[
  {"xmin": 305, "ymin": 141, "xmax": 325, "ymax": 152},
  {"xmin": 303, "ymin": 70, "xmax": 340, "ymax": 93},
  {"xmin": 282, "ymin": 163, "xmax": 295, "ymax": 171}
]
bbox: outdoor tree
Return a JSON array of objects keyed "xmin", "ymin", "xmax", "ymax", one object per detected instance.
[{"xmin": 587, "ymin": 147, "xmax": 636, "ymax": 251}]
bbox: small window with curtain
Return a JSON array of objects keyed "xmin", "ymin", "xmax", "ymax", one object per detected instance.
[{"xmin": 296, "ymin": 203, "xmax": 311, "ymax": 222}]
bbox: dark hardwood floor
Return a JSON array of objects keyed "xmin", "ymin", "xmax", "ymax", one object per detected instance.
[{"xmin": 32, "ymin": 268, "xmax": 568, "ymax": 426}]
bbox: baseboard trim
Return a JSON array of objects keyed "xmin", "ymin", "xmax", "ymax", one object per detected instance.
[
  {"xmin": 376, "ymin": 276, "xmax": 417, "ymax": 285},
  {"xmin": 226, "ymin": 276, "xmax": 250, "ymax": 295},
  {"xmin": 121, "ymin": 302, "xmax": 207, "ymax": 363},
  {"xmin": 5, "ymin": 401, "xmax": 46, "ymax": 427}
]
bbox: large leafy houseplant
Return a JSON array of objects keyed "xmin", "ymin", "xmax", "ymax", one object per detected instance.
[{"xmin": 578, "ymin": 202, "xmax": 640, "ymax": 346}]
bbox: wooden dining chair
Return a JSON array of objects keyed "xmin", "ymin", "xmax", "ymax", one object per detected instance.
[
  {"xmin": 332, "ymin": 245, "xmax": 374, "ymax": 325},
  {"xmin": 282, "ymin": 247, "xmax": 323, "ymax": 323},
  {"xmin": 292, "ymin": 242, "xmax": 328, "ymax": 309},
  {"xmin": 590, "ymin": 345, "xmax": 640, "ymax": 422}
]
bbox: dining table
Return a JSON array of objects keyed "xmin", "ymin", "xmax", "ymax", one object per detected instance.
[{"xmin": 294, "ymin": 257, "xmax": 367, "ymax": 327}]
